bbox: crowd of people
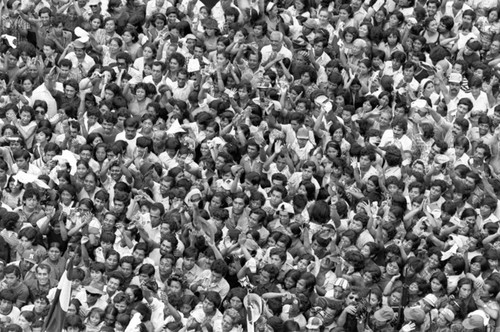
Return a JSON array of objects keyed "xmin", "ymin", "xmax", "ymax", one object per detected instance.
[{"xmin": 0, "ymin": 0, "xmax": 499, "ymax": 330}]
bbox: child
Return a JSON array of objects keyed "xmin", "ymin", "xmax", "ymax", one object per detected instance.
[
  {"xmin": 85, "ymin": 261, "xmax": 106, "ymax": 286},
  {"xmin": 2, "ymin": 175, "xmax": 24, "ymax": 210},
  {"xmin": 85, "ymin": 307, "xmax": 105, "ymax": 332},
  {"xmin": 114, "ymin": 313, "xmax": 131, "ymax": 332},
  {"xmin": 14, "ymin": 106, "xmax": 37, "ymax": 149}
]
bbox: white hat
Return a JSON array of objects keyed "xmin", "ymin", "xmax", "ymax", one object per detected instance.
[{"xmin": 448, "ymin": 72, "xmax": 463, "ymax": 84}]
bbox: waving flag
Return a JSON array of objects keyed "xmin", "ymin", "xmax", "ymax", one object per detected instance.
[{"xmin": 43, "ymin": 257, "xmax": 73, "ymax": 332}]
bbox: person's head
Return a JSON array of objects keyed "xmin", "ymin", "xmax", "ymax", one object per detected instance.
[
  {"xmin": 203, "ymin": 291, "xmax": 221, "ymax": 314},
  {"xmin": 64, "ymin": 314, "xmax": 85, "ymax": 332}
]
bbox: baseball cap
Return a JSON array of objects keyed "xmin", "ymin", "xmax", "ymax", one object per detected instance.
[
  {"xmin": 297, "ymin": 128, "xmax": 309, "ymax": 140},
  {"xmin": 422, "ymin": 294, "xmax": 438, "ymax": 308},
  {"xmin": 440, "ymin": 308, "xmax": 455, "ymax": 322},
  {"xmin": 463, "ymin": 310, "xmax": 489, "ymax": 329},
  {"xmin": 306, "ymin": 317, "xmax": 322, "ymax": 329},
  {"xmin": 22, "ymin": 250, "xmax": 37, "ymax": 265},
  {"xmin": 374, "ymin": 307, "xmax": 395, "ymax": 322},
  {"xmin": 276, "ymin": 202, "xmax": 294, "ymax": 215},
  {"xmin": 403, "ymin": 307, "xmax": 425, "ymax": 324},
  {"xmin": 303, "ymin": 19, "xmax": 318, "ymax": 30}
]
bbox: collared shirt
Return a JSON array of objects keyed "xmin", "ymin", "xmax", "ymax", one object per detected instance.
[
  {"xmin": 64, "ymin": 52, "xmax": 96, "ymax": 82},
  {"xmin": 240, "ymin": 154, "xmax": 264, "ymax": 174},
  {"xmin": 175, "ymin": 260, "xmax": 204, "ymax": 286},
  {"xmin": 260, "ymin": 44, "xmax": 293, "ymax": 64},
  {"xmin": 193, "ymin": 270, "xmax": 230, "ymax": 299}
]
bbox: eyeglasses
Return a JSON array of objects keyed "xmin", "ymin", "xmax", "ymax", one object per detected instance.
[
  {"xmin": 90, "ymin": 4, "xmax": 98, "ymax": 7},
  {"xmin": 35, "ymin": 110, "xmax": 45, "ymax": 114},
  {"xmin": 348, "ymin": 296, "xmax": 359, "ymax": 301}
]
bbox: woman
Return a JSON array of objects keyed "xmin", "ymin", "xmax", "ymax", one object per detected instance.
[
  {"xmin": 477, "ymin": 7, "xmax": 500, "ymax": 48},
  {"xmin": 107, "ymin": 0, "xmax": 129, "ymax": 34},
  {"xmin": 317, "ymin": 9, "xmax": 334, "ymax": 44},
  {"xmin": 452, "ymin": 278, "xmax": 477, "ymax": 319},
  {"xmin": 223, "ymin": 288, "xmax": 246, "ymax": 319},
  {"xmin": 94, "ymin": 17, "xmax": 122, "ymax": 46},
  {"xmin": 194, "ymin": 18, "xmax": 219, "ymax": 52},
  {"xmin": 103, "ymin": 304, "xmax": 118, "ymax": 327},
  {"xmin": 19, "ymin": 76, "xmax": 36, "ymax": 107},
  {"xmin": 147, "ymin": 13, "xmax": 168, "ymax": 44},
  {"xmin": 263, "ymin": 2, "xmax": 280, "ymax": 35},
  {"xmin": 486, "ymin": 36, "xmax": 500, "ymax": 66},
  {"xmin": 421, "ymin": 17, "xmax": 440, "ymax": 50},
  {"xmin": 40, "ymin": 242, "xmax": 65, "ymax": 280},
  {"xmin": 78, "ymin": 171, "xmax": 100, "ymax": 201},
  {"xmin": 287, "ymin": 0, "xmax": 311, "ymax": 20},
  {"xmin": 104, "ymin": 249, "xmax": 120, "ymax": 272},
  {"xmin": 89, "ymin": 36, "xmax": 123, "ymax": 67},
  {"xmin": 133, "ymin": 43, "xmax": 157, "ymax": 78},
  {"xmin": 378, "ymin": 28, "xmax": 404, "ymax": 59},
  {"xmin": 66, "ymin": 198, "xmax": 102, "ymax": 247},
  {"xmin": 292, "ymin": 65, "xmax": 318, "ymax": 98},
  {"xmin": 429, "ymin": 271, "xmax": 448, "ymax": 308},
  {"xmin": 165, "ymin": 52, "xmax": 186, "ymax": 84},
  {"xmin": 122, "ymin": 27, "xmax": 143, "ymax": 61},
  {"xmin": 419, "ymin": 79, "xmax": 439, "ymax": 105}
]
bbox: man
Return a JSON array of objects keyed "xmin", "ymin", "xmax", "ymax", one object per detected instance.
[
  {"xmin": 115, "ymin": 118, "xmax": 143, "ymax": 159},
  {"xmin": 240, "ymin": 141, "xmax": 265, "ymax": 174},
  {"xmin": 143, "ymin": 61, "xmax": 166, "ymax": 90},
  {"xmin": 175, "ymin": 247, "xmax": 202, "ymax": 285},
  {"xmin": 247, "ymin": 208, "xmax": 270, "ymax": 246},
  {"xmin": 18, "ymin": 6, "xmax": 51, "ymax": 49},
  {"xmin": 31, "ymin": 69, "xmax": 61, "ymax": 118},
  {"xmin": 116, "ymin": 52, "xmax": 142, "ymax": 85},
  {"xmin": 64, "ymin": 39, "xmax": 95, "ymax": 81},
  {"xmin": 76, "ymin": 283, "xmax": 107, "ymax": 317},
  {"xmin": 351, "ymin": 0, "xmax": 367, "ymax": 28},
  {"xmin": 226, "ymin": 192, "xmax": 249, "ymax": 231},
  {"xmin": 442, "ymin": 0, "xmax": 471, "ymax": 34},
  {"xmin": 53, "ymin": 120, "xmax": 85, "ymax": 154},
  {"xmin": 394, "ymin": 61, "xmax": 420, "ymax": 97},
  {"xmin": 260, "ymin": 32, "xmax": 292, "ymax": 66},
  {"xmin": 379, "ymin": 116, "xmax": 413, "ymax": 152},
  {"xmin": 191, "ymin": 259, "xmax": 230, "ymax": 299},
  {"xmin": 169, "ymin": 68, "xmax": 195, "ymax": 100},
  {"xmin": 24, "ymin": 263, "xmax": 57, "ymax": 304},
  {"xmin": 428, "ymin": 101, "xmax": 471, "ymax": 146},
  {"xmin": 102, "ymin": 271, "xmax": 124, "ymax": 304}
]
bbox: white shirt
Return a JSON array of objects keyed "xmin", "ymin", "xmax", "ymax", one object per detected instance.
[
  {"xmin": 115, "ymin": 132, "xmax": 143, "ymax": 159},
  {"xmin": 260, "ymin": 44, "xmax": 293, "ymax": 64},
  {"xmin": 380, "ymin": 130, "xmax": 413, "ymax": 152}
]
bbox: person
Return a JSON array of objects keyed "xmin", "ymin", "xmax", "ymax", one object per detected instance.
[{"xmin": 3, "ymin": 1, "xmax": 500, "ymax": 331}]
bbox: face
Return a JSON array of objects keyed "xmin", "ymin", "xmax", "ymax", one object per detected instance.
[
  {"xmin": 105, "ymin": 254, "xmax": 119, "ymax": 271},
  {"xmin": 458, "ymin": 283, "xmax": 472, "ymax": 298}
]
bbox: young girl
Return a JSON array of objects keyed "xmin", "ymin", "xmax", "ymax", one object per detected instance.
[
  {"xmin": 378, "ymin": 28, "xmax": 404, "ymax": 59},
  {"xmin": 85, "ymin": 307, "xmax": 105, "ymax": 332},
  {"xmin": 335, "ymin": 5, "xmax": 355, "ymax": 38},
  {"xmin": 2, "ymin": 175, "xmax": 24, "ymax": 210}
]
